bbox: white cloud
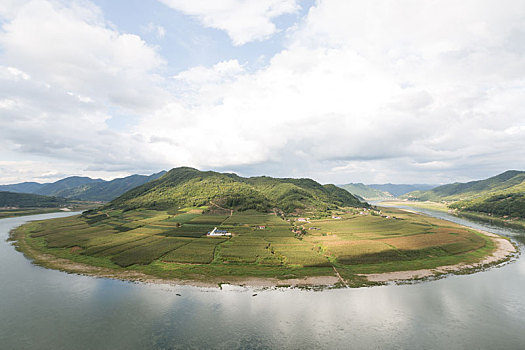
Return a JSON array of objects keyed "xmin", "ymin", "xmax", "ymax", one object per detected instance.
[
  {"xmin": 0, "ymin": 0, "xmax": 170, "ymax": 182},
  {"xmin": 5, "ymin": 66, "xmax": 30, "ymax": 80},
  {"xmin": 142, "ymin": 22, "xmax": 166, "ymax": 39},
  {"xmin": 174, "ymin": 59, "xmax": 244, "ymax": 85},
  {"xmin": 136, "ymin": 0, "xmax": 525, "ymax": 183},
  {"xmin": 158, "ymin": 0, "xmax": 300, "ymax": 45},
  {"xmin": 0, "ymin": 0, "xmax": 167, "ymax": 111},
  {"xmin": 2, "ymin": 0, "xmax": 525, "ymax": 184}
]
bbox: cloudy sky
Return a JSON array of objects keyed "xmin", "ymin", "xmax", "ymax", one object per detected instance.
[{"xmin": 1, "ymin": 0, "xmax": 525, "ymax": 185}]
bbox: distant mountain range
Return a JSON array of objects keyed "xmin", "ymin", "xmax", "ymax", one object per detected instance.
[
  {"xmin": 338, "ymin": 183, "xmax": 436, "ymax": 199},
  {"xmin": 109, "ymin": 167, "xmax": 363, "ymax": 213},
  {"xmin": 368, "ymin": 184, "xmax": 437, "ymax": 197},
  {"xmin": 337, "ymin": 183, "xmax": 393, "ymax": 200},
  {"xmin": 403, "ymin": 170, "xmax": 525, "ymax": 218},
  {"xmin": 0, "ymin": 171, "xmax": 166, "ymax": 202}
]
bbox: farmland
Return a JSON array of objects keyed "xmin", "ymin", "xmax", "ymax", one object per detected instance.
[{"xmin": 11, "ymin": 206, "xmax": 503, "ymax": 287}]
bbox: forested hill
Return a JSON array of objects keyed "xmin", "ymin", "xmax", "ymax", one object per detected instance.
[
  {"xmin": 403, "ymin": 170, "xmax": 525, "ymax": 201},
  {"xmin": 109, "ymin": 167, "xmax": 364, "ymax": 213},
  {"xmin": 402, "ymin": 170, "xmax": 525, "ymax": 219},
  {"xmin": 0, "ymin": 191, "xmax": 68, "ymax": 208},
  {"xmin": 45, "ymin": 172, "xmax": 167, "ymax": 201},
  {"xmin": 338, "ymin": 183, "xmax": 393, "ymax": 200},
  {"xmin": 449, "ymin": 181, "xmax": 525, "ymax": 218}
]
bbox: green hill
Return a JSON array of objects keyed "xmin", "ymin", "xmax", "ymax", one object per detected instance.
[
  {"xmin": 401, "ymin": 170, "xmax": 525, "ymax": 219},
  {"xmin": 35, "ymin": 177, "xmax": 105, "ymax": 197},
  {"xmin": 0, "ymin": 191, "xmax": 68, "ymax": 208},
  {"xmin": 48, "ymin": 172, "xmax": 166, "ymax": 201},
  {"xmin": 449, "ymin": 181, "xmax": 525, "ymax": 218},
  {"xmin": 403, "ymin": 170, "xmax": 525, "ymax": 201},
  {"xmin": 109, "ymin": 167, "xmax": 364, "ymax": 214},
  {"xmin": 338, "ymin": 183, "xmax": 393, "ymax": 200}
]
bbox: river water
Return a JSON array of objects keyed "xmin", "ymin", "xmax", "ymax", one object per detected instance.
[{"xmin": 1, "ymin": 210, "xmax": 525, "ymax": 349}]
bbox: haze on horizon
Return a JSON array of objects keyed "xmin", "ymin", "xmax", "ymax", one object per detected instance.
[{"xmin": 1, "ymin": 0, "xmax": 524, "ymax": 186}]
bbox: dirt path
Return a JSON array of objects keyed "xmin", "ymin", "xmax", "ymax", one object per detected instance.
[
  {"xmin": 332, "ymin": 265, "xmax": 348, "ymax": 287},
  {"xmin": 209, "ymin": 201, "xmax": 233, "ymax": 216}
]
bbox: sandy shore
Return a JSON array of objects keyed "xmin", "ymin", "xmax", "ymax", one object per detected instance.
[{"xmin": 364, "ymin": 229, "xmax": 517, "ymax": 283}]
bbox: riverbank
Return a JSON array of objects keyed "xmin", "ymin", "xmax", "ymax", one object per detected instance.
[
  {"xmin": 9, "ymin": 224, "xmax": 341, "ymax": 288},
  {"xmin": 0, "ymin": 202, "xmax": 101, "ymax": 219},
  {"xmin": 455, "ymin": 211, "xmax": 525, "ymax": 231},
  {"xmin": 0, "ymin": 208, "xmax": 67, "ymax": 219},
  {"xmin": 379, "ymin": 200, "xmax": 525, "ymax": 230},
  {"xmin": 364, "ymin": 228, "xmax": 517, "ymax": 283},
  {"xmin": 377, "ymin": 200, "xmax": 450, "ymax": 212},
  {"xmin": 9, "ymin": 211, "xmax": 518, "ymax": 289}
]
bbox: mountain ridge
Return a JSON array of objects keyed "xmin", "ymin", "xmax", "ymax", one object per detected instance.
[
  {"xmin": 403, "ymin": 170, "xmax": 525, "ymax": 202},
  {"xmin": 0, "ymin": 171, "xmax": 166, "ymax": 202},
  {"xmin": 402, "ymin": 170, "xmax": 525, "ymax": 219},
  {"xmin": 109, "ymin": 167, "xmax": 364, "ymax": 214}
]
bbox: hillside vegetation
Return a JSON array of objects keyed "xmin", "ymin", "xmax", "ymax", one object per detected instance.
[
  {"xmin": 110, "ymin": 167, "xmax": 363, "ymax": 214},
  {"xmin": 403, "ymin": 171, "xmax": 525, "ymax": 201},
  {"xmin": 450, "ymin": 181, "xmax": 525, "ymax": 218},
  {"xmin": 403, "ymin": 170, "xmax": 525, "ymax": 219},
  {"xmin": 338, "ymin": 183, "xmax": 393, "ymax": 200},
  {"xmin": 0, "ymin": 191, "xmax": 67, "ymax": 208}
]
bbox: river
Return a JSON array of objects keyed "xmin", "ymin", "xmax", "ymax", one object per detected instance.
[{"xmin": 1, "ymin": 210, "xmax": 524, "ymax": 349}]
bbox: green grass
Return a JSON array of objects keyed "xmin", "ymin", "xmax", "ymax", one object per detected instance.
[
  {"xmin": 160, "ymin": 224, "xmax": 214, "ymax": 238},
  {"xmin": 187, "ymin": 215, "xmax": 229, "ymax": 225},
  {"xmin": 162, "ymin": 238, "xmax": 225, "ymax": 264},
  {"xmin": 111, "ymin": 237, "xmax": 190, "ymax": 267},
  {"xmin": 163, "ymin": 212, "xmax": 200, "ymax": 224}
]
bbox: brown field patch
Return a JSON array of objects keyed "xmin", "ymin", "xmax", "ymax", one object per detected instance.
[
  {"xmin": 378, "ymin": 230, "xmax": 466, "ymax": 250},
  {"xmin": 323, "ymin": 240, "xmax": 393, "ymax": 257},
  {"xmin": 70, "ymin": 246, "xmax": 82, "ymax": 253}
]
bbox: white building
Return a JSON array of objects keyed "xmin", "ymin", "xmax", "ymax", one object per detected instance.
[{"xmin": 207, "ymin": 227, "xmax": 232, "ymax": 236}]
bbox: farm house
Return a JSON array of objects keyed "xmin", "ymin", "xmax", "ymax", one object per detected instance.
[{"xmin": 207, "ymin": 227, "xmax": 232, "ymax": 237}]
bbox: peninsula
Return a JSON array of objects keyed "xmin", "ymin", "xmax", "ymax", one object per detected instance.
[{"xmin": 10, "ymin": 167, "xmax": 515, "ymax": 288}]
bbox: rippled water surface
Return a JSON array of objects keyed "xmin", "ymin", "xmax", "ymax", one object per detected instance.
[{"xmin": 1, "ymin": 210, "xmax": 525, "ymax": 349}]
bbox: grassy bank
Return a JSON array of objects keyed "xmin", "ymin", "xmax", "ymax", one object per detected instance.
[
  {"xmin": 377, "ymin": 200, "xmax": 450, "ymax": 212},
  {"xmin": 454, "ymin": 211, "xmax": 525, "ymax": 231},
  {"xmin": 0, "ymin": 208, "xmax": 64, "ymax": 219},
  {"xmin": 380, "ymin": 199, "xmax": 525, "ymax": 231},
  {"xmin": 10, "ymin": 206, "xmax": 506, "ymax": 287}
]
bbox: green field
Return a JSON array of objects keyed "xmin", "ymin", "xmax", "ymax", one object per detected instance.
[{"xmin": 12, "ymin": 206, "xmax": 500, "ymax": 286}]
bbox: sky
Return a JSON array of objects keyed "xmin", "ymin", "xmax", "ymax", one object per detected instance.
[{"xmin": 1, "ymin": 0, "xmax": 525, "ymax": 185}]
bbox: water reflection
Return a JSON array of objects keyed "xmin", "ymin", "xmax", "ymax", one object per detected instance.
[{"xmin": 1, "ymin": 211, "xmax": 525, "ymax": 349}]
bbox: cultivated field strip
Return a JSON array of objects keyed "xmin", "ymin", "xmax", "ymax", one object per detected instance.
[{"xmin": 22, "ymin": 206, "xmax": 494, "ymax": 281}]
